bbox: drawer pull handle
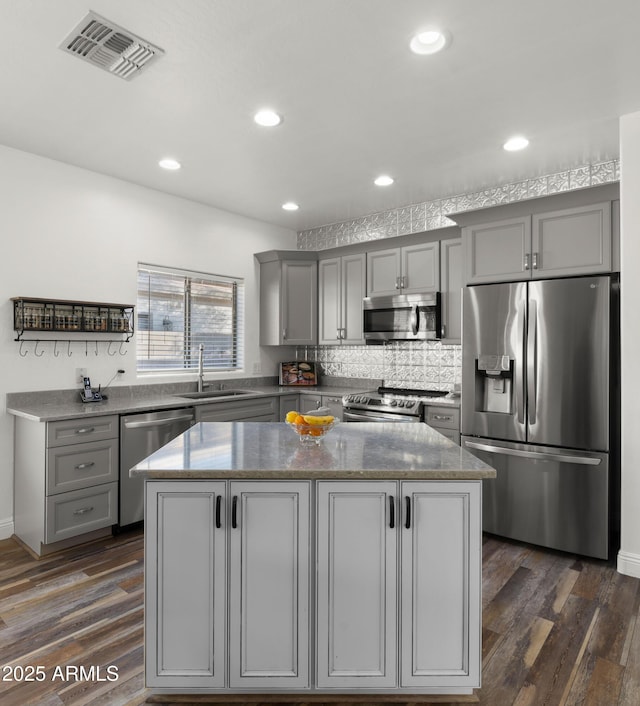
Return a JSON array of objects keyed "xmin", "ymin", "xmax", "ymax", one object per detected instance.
[
  {"xmin": 75, "ymin": 427, "xmax": 95, "ymax": 435},
  {"xmin": 74, "ymin": 462, "xmax": 95, "ymax": 470},
  {"xmin": 389, "ymin": 495, "xmax": 395, "ymax": 529},
  {"xmin": 404, "ymin": 496, "xmax": 411, "ymax": 529},
  {"xmin": 433, "ymin": 415, "xmax": 452, "ymax": 421},
  {"xmin": 73, "ymin": 506, "xmax": 94, "ymax": 516},
  {"xmin": 215, "ymin": 495, "xmax": 222, "ymax": 529}
]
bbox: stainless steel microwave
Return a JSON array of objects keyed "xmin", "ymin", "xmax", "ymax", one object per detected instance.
[{"xmin": 363, "ymin": 292, "xmax": 441, "ymax": 342}]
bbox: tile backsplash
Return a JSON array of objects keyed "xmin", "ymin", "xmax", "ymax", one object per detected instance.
[{"xmin": 297, "ymin": 341, "xmax": 461, "ymax": 392}]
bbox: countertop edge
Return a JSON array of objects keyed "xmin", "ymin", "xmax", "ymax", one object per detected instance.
[{"xmin": 133, "ymin": 469, "xmax": 496, "ymax": 480}]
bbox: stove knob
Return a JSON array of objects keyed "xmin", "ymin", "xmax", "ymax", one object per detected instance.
[{"xmin": 390, "ymin": 399, "xmax": 398, "ymax": 406}]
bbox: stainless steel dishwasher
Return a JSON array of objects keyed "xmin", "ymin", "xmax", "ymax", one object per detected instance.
[{"xmin": 119, "ymin": 407, "xmax": 195, "ymax": 527}]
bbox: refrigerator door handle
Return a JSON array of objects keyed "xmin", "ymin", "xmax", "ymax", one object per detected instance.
[
  {"xmin": 464, "ymin": 440, "xmax": 602, "ymax": 465},
  {"xmin": 527, "ymin": 298, "xmax": 537, "ymax": 425},
  {"xmin": 516, "ymin": 307, "xmax": 526, "ymax": 424}
]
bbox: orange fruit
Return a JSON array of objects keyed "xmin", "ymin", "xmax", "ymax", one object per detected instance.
[{"xmin": 294, "ymin": 414, "xmax": 306, "ymax": 425}]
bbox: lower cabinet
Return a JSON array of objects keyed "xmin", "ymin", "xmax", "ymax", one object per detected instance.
[
  {"xmin": 145, "ymin": 478, "xmax": 480, "ymax": 692},
  {"xmin": 424, "ymin": 405, "xmax": 461, "ymax": 445},
  {"xmin": 145, "ymin": 480, "xmax": 310, "ymax": 689},
  {"xmin": 317, "ymin": 481, "xmax": 480, "ymax": 690}
]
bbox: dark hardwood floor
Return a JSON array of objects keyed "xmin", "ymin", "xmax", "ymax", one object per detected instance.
[{"xmin": 0, "ymin": 529, "xmax": 638, "ymax": 705}]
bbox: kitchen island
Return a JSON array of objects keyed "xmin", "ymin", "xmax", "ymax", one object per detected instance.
[{"xmin": 131, "ymin": 421, "xmax": 495, "ymax": 699}]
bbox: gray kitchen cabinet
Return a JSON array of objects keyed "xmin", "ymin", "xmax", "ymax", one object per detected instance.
[
  {"xmin": 145, "ymin": 481, "xmax": 227, "ymax": 688},
  {"xmin": 318, "ymin": 253, "xmax": 366, "ymax": 344},
  {"xmin": 424, "ymin": 405, "xmax": 460, "ymax": 445},
  {"xmin": 228, "ymin": 481, "xmax": 310, "ymax": 688},
  {"xmin": 300, "ymin": 393, "xmax": 343, "ymax": 421},
  {"xmin": 367, "ymin": 242, "xmax": 440, "ymax": 296},
  {"xmin": 400, "ymin": 481, "xmax": 480, "ymax": 688},
  {"xmin": 195, "ymin": 396, "xmax": 278, "ymax": 422},
  {"xmin": 145, "ymin": 480, "xmax": 310, "ymax": 689},
  {"xmin": 256, "ymin": 250, "xmax": 318, "ymax": 345},
  {"xmin": 463, "ymin": 202, "xmax": 612, "ymax": 284},
  {"xmin": 279, "ymin": 394, "xmax": 299, "ymax": 420},
  {"xmin": 440, "ymin": 237, "xmax": 462, "ymax": 342},
  {"xmin": 316, "ymin": 480, "xmax": 480, "ymax": 689},
  {"xmin": 14, "ymin": 414, "xmax": 119, "ymax": 556}
]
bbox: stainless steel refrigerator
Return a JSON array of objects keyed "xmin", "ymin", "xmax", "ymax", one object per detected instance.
[{"xmin": 461, "ymin": 275, "xmax": 619, "ymax": 559}]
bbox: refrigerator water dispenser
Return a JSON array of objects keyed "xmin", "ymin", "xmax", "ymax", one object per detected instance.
[{"xmin": 475, "ymin": 354, "xmax": 512, "ymax": 414}]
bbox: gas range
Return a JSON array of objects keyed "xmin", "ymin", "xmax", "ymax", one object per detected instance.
[{"xmin": 342, "ymin": 386, "xmax": 449, "ymax": 421}]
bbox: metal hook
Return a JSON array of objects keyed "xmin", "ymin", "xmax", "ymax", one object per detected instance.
[
  {"xmin": 34, "ymin": 341, "xmax": 44, "ymax": 357},
  {"xmin": 119, "ymin": 341, "xmax": 127, "ymax": 356},
  {"xmin": 54, "ymin": 341, "xmax": 60, "ymax": 357},
  {"xmin": 19, "ymin": 340, "xmax": 28, "ymax": 357},
  {"xmin": 108, "ymin": 341, "xmax": 117, "ymax": 356},
  {"xmin": 67, "ymin": 341, "xmax": 73, "ymax": 357}
]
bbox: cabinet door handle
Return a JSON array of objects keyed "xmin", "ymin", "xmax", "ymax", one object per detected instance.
[
  {"xmin": 74, "ymin": 462, "xmax": 95, "ymax": 470},
  {"xmin": 73, "ymin": 506, "xmax": 94, "ymax": 516},
  {"xmin": 404, "ymin": 496, "xmax": 411, "ymax": 529},
  {"xmin": 231, "ymin": 495, "xmax": 238, "ymax": 529},
  {"xmin": 389, "ymin": 495, "xmax": 395, "ymax": 529},
  {"xmin": 441, "ymin": 323, "xmax": 446, "ymax": 338},
  {"xmin": 532, "ymin": 251, "xmax": 538, "ymax": 269},
  {"xmin": 75, "ymin": 427, "xmax": 95, "ymax": 435},
  {"xmin": 282, "ymin": 328, "xmax": 287, "ymax": 340},
  {"xmin": 402, "ymin": 275, "xmax": 407, "ymax": 289},
  {"xmin": 524, "ymin": 253, "xmax": 530, "ymax": 271},
  {"xmin": 395, "ymin": 277, "xmax": 401, "ymax": 289},
  {"xmin": 215, "ymin": 495, "xmax": 222, "ymax": 529}
]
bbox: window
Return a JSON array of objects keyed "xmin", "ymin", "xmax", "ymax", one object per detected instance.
[{"xmin": 136, "ymin": 264, "xmax": 244, "ymax": 372}]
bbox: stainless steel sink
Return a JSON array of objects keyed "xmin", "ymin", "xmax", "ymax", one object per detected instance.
[{"xmin": 173, "ymin": 389, "xmax": 256, "ymax": 400}]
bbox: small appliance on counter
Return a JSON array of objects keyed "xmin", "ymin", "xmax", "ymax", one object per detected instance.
[
  {"xmin": 279, "ymin": 361, "xmax": 318, "ymax": 386},
  {"xmin": 79, "ymin": 376, "xmax": 104, "ymax": 403}
]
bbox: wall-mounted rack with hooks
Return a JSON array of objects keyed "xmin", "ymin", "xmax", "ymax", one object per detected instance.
[
  {"xmin": 11, "ymin": 297, "xmax": 134, "ymax": 342},
  {"xmin": 17, "ymin": 339, "xmax": 130, "ymax": 358}
]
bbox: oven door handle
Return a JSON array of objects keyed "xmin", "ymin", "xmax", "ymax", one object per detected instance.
[{"xmin": 343, "ymin": 410, "xmax": 419, "ymax": 422}]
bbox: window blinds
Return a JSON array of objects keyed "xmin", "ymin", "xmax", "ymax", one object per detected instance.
[{"xmin": 137, "ymin": 264, "xmax": 244, "ymax": 372}]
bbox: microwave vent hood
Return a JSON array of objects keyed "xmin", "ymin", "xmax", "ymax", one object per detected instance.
[{"xmin": 59, "ymin": 11, "xmax": 164, "ymax": 81}]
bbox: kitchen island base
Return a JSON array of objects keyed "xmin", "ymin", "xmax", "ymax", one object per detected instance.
[{"xmin": 135, "ymin": 423, "xmax": 494, "ymax": 699}]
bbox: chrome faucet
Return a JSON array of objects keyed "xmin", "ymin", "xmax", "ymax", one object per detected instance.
[{"xmin": 197, "ymin": 344, "xmax": 204, "ymax": 392}]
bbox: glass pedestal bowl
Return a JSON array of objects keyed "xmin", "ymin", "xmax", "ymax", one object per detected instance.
[{"xmin": 286, "ymin": 420, "xmax": 335, "ymax": 445}]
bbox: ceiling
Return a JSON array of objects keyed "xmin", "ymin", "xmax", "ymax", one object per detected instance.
[{"xmin": 1, "ymin": 1, "xmax": 639, "ymax": 232}]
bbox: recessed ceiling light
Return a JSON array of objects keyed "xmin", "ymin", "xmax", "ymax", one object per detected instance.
[
  {"xmin": 503, "ymin": 136, "xmax": 529, "ymax": 152},
  {"xmin": 410, "ymin": 28, "xmax": 450, "ymax": 55},
  {"xmin": 374, "ymin": 175, "xmax": 394, "ymax": 187},
  {"xmin": 282, "ymin": 202, "xmax": 299, "ymax": 211},
  {"xmin": 158, "ymin": 158, "xmax": 181, "ymax": 170},
  {"xmin": 254, "ymin": 109, "xmax": 282, "ymax": 127}
]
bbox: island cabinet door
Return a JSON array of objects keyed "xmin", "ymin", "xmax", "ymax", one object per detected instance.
[
  {"xmin": 145, "ymin": 481, "xmax": 227, "ymax": 688},
  {"xmin": 316, "ymin": 481, "xmax": 398, "ymax": 688},
  {"xmin": 400, "ymin": 481, "xmax": 481, "ymax": 689},
  {"xmin": 228, "ymin": 481, "xmax": 310, "ymax": 688}
]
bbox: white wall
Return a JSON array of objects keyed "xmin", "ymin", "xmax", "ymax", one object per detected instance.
[
  {"xmin": 0, "ymin": 144, "xmax": 297, "ymax": 538},
  {"xmin": 618, "ymin": 112, "xmax": 640, "ymax": 577}
]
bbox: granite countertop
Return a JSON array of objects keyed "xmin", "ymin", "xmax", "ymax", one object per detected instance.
[
  {"xmin": 130, "ymin": 421, "xmax": 494, "ymax": 480},
  {"xmin": 6, "ymin": 381, "xmax": 458, "ymax": 422}
]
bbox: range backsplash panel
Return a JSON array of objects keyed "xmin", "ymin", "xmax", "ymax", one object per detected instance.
[{"xmin": 297, "ymin": 341, "xmax": 460, "ymax": 392}]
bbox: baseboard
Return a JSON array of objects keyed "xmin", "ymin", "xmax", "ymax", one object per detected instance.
[
  {"xmin": 617, "ymin": 549, "xmax": 640, "ymax": 578},
  {"xmin": 0, "ymin": 517, "xmax": 15, "ymax": 540}
]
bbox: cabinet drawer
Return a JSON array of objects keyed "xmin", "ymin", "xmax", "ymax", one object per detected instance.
[
  {"xmin": 434, "ymin": 427, "xmax": 461, "ymax": 445},
  {"xmin": 195, "ymin": 397, "xmax": 277, "ymax": 423},
  {"xmin": 47, "ymin": 415, "xmax": 118, "ymax": 447},
  {"xmin": 424, "ymin": 406, "xmax": 460, "ymax": 430},
  {"xmin": 45, "ymin": 482, "xmax": 117, "ymax": 543},
  {"xmin": 47, "ymin": 439, "xmax": 118, "ymax": 495}
]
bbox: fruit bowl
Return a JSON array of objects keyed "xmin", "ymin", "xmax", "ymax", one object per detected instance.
[{"xmin": 286, "ymin": 419, "xmax": 336, "ymax": 445}]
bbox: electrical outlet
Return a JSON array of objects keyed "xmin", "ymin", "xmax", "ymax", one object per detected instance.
[
  {"xmin": 252, "ymin": 362, "xmax": 261, "ymax": 374},
  {"xmin": 76, "ymin": 367, "xmax": 87, "ymax": 383}
]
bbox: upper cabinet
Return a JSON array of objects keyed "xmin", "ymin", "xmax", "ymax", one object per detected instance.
[
  {"xmin": 367, "ymin": 242, "xmax": 440, "ymax": 296},
  {"xmin": 318, "ymin": 253, "xmax": 366, "ymax": 345},
  {"xmin": 440, "ymin": 238, "xmax": 462, "ymax": 343},
  {"xmin": 256, "ymin": 251, "xmax": 318, "ymax": 346},
  {"xmin": 462, "ymin": 201, "xmax": 614, "ymax": 285}
]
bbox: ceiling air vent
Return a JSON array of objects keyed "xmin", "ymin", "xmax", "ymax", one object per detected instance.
[{"xmin": 60, "ymin": 11, "xmax": 164, "ymax": 80}]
